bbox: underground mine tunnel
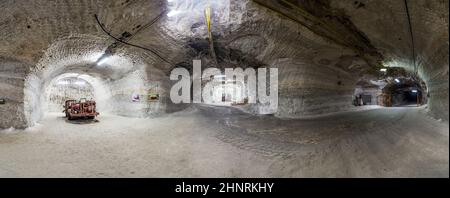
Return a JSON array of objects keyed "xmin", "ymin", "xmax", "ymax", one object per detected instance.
[{"xmin": 0, "ymin": 0, "xmax": 448, "ymax": 178}]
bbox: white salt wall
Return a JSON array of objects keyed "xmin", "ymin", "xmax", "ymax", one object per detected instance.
[
  {"xmin": 0, "ymin": 58, "xmax": 30, "ymax": 129},
  {"xmin": 45, "ymin": 78, "xmax": 94, "ymax": 112}
]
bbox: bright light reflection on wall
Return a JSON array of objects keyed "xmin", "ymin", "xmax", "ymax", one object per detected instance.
[
  {"xmin": 210, "ymin": 81, "xmax": 246, "ymax": 106},
  {"xmin": 165, "ymin": 0, "xmax": 230, "ymax": 37}
]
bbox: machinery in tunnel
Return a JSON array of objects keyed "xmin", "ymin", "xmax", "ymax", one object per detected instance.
[
  {"xmin": 46, "ymin": 77, "xmax": 95, "ymax": 113},
  {"xmin": 44, "ymin": 75, "xmax": 101, "ymax": 121},
  {"xmin": 63, "ymin": 98, "xmax": 99, "ymax": 120},
  {"xmin": 40, "ymin": 72, "xmax": 111, "ymax": 120}
]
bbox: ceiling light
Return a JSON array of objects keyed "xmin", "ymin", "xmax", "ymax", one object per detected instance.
[
  {"xmin": 97, "ymin": 56, "xmax": 109, "ymax": 65},
  {"xmin": 411, "ymin": 90, "xmax": 418, "ymax": 93},
  {"xmin": 394, "ymin": 78, "xmax": 400, "ymax": 83},
  {"xmin": 167, "ymin": 10, "xmax": 181, "ymax": 17},
  {"xmin": 380, "ymin": 68, "xmax": 387, "ymax": 72},
  {"xmin": 75, "ymin": 81, "xmax": 86, "ymax": 86},
  {"xmin": 214, "ymin": 75, "xmax": 226, "ymax": 79},
  {"xmin": 57, "ymin": 81, "xmax": 69, "ymax": 85}
]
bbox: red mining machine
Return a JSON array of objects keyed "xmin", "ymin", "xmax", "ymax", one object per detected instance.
[{"xmin": 63, "ymin": 98, "xmax": 99, "ymax": 120}]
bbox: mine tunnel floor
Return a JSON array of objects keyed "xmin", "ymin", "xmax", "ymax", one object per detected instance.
[{"xmin": 0, "ymin": 106, "xmax": 448, "ymax": 177}]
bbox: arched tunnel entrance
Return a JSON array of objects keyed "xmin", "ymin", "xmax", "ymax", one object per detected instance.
[
  {"xmin": 43, "ymin": 73, "xmax": 111, "ymax": 115},
  {"xmin": 46, "ymin": 76, "xmax": 95, "ymax": 113},
  {"xmin": 382, "ymin": 77, "xmax": 427, "ymax": 107},
  {"xmin": 352, "ymin": 68, "xmax": 428, "ymax": 108},
  {"xmin": 24, "ymin": 62, "xmax": 157, "ymax": 126},
  {"xmin": 0, "ymin": 0, "xmax": 448, "ymax": 179},
  {"xmin": 20, "ymin": 34, "xmax": 169, "ymax": 127}
]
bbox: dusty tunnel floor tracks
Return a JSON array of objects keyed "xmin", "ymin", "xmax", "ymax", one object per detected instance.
[
  {"xmin": 0, "ymin": 106, "xmax": 448, "ymax": 177},
  {"xmin": 196, "ymin": 105, "xmax": 448, "ymax": 177}
]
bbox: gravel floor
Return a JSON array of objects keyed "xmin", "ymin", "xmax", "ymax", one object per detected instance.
[{"xmin": 0, "ymin": 105, "xmax": 448, "ymax": 178}]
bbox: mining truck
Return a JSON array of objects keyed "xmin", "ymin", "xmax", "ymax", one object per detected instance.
[{"xmin": 63, "ymin": 98, "xmax": 99, "ymax": 120}]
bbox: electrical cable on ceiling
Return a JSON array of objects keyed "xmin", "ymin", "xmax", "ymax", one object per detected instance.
[
  {"xmin": 403, "ymin": 0, "xmax": 417, "ymax": 75},
  {"xmin": 128, "ymin": 10, "xmax": 167, "ymax": 41},
  {"xmin": 94, "ymin": 14, "xmax": 173, "ymax": 66}
]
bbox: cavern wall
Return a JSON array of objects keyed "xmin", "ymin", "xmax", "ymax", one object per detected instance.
[
  {"xmin": 275, "ymin": 58, "xmax": 357, "ymax": 118},
  {"xmin": 0, "ymin": 58, "xmax": 29, "ymax": 129}
]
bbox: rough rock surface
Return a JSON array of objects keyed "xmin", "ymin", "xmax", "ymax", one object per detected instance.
[
  {"xmin": 0, "ymin": 106, "xmax": 447, "ymax": 177},
  {"xmin": 0, "ymin": 0, "xmax": 448, "ymax": 128}
]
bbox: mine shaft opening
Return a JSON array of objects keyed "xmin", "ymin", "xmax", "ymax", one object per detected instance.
[
  {"xmin": 382, "ymin": 77, "xmax": 427, "ymax": 107},
  {"xmin": 45, "ymin": 77, "xmax": 95, "ymax": 113},
  {"xmin": 353, "ymin": 67, "xmax": 428, "ymax": 108},
  {"xmin": 42, "ymin": 73, "xmax": 110, "ymax": 120}
]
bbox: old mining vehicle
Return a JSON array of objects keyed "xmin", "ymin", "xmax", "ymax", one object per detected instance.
[{"xmin": 63, "ymin": 98, "xmax": 99, "ymax": 120}]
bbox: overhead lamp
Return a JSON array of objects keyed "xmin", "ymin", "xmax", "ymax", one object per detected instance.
[
  {"xmin": 394, "ymin": 78, "xmax": 400, "ymax": 83},
  {"xmin": 411, "ymin": 90, "xmax": 418, "ymax": 93},
  {"xmin": 97, "ymin": 56, "xmax": 110, "ymax": 65},
  {"xmin": 214, "ymin": 75, "xmax": 226, "ymax": 79},
  {"xmin": 57, "ymin": 81, "xmax": 69, "ymax": 85},
  {"xmin": 380, "ymin": 68, "xmax": 387, "ymax": 72},
  {"xmin": 167, "ymin": 10, "xmax": 181, "ymax": 17},
  {"xmin": 75, "ymin": 81, "xmax": 86, "ymax": 86}
]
